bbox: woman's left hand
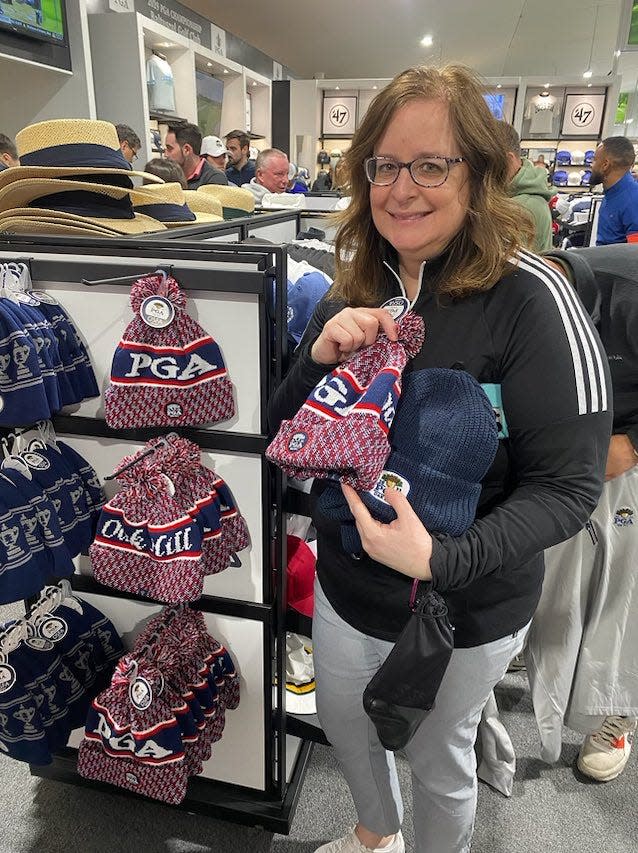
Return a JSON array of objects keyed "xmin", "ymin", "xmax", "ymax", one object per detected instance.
[{"xmin": 342, "ymin": 484, "xmax": 433, "ymax": 580}]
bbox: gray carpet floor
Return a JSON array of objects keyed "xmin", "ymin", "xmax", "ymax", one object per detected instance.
[{"xmin": 0, "ymin": 671, "xmax": 636, "ymax": 852}]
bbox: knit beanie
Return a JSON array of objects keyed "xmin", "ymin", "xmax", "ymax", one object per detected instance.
[
  {"xmin": 104, "ymin": 273, "xmax": 235, "ymax": 428},
  {"xmin": 89, "ymin": 465, "xmax": 205, "ymax": 603},
  {"xmin": 78, "ymin": 656, "xmax": 189, "ymax": 804},
  {"xmin": 318, "ymin": 369, "xmax": 499, "ymax": 552},
  {"xmin": 0, "ymin": 300, "xmax": 50, "ymax": 426},
  {"xmin": 266, "ymin": 312, "xmax": 425, "ymax": 490}
]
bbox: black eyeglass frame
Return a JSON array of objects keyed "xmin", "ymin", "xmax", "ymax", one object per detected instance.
[{"xmin": 364, "ymin": 155, "xmax": 465, "ymax": 188}]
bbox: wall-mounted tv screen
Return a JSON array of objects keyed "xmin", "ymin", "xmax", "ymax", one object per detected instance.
[
  {"xmin": 196, "ymin": 71, "xmax": 224, "ymax": 137},
  {"xmin": 0, "ymin": 0, "xmax": 66, "ymax": 46}
]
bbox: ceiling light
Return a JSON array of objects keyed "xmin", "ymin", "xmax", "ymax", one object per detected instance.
[
  {"xmin": 372, "ymin": 85, "xmax": 378, "ymax": 90},
  {"xmin": 420, "ymin": 34, "xmax": 433, "ymax": 47},
  {"xmin": 544, "ymin": 83, "xmax": 550, "ymax": 88},
  {"xmin": 583, "ymin": 69, "xmax": 593, "ymax": 78},
  {"xmin": 335, "ymin": 85, "xmax": 340, "ymax": 90},
  {"xmin": 223, "ymin": 69, "xmax": 229, "ymax": 74},
  {"xmin": 587, "ymin": 82, "xmax": 593, "ymax": 87},
  {"xmin": 207, "ymin": 62, "xmax": 212, "ymax": 67},
  {"xmin": 157, "ymin": 42, "xmax": 174, "ymax": 48},
  {"xmin": 496, "ymin": 83, "xmax": 502, "ymax": 89},
  {"xmin": 252, "ymin": 81, "xmax": 257, "ymax": 86}
]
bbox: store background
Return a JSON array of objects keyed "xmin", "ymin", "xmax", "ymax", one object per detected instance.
[{"xmin": 1, "ymin": 1, "xmax": 638, "ymax": 851}]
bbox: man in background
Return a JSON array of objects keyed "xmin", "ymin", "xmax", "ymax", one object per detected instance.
[
  {"xmin": 115, "ymin": 124, "xmax": 141, "ymax": 166},
  {"xmin": 0, "ymin": 133, "xmax": 19, "ymax": 171},
  {"xmin": 242, "ymin": 149, "xmax": 290, "ymax": 202},
  {"xmin": 201, "ymin": 135, "xmax": 229, "ymax": 171},
  {"xmin": 164, "ymin": 123, "xmax": 228, "ymax": 189},
  {"xmin": 589, "ymin": 136, "xmax": 638, "ymax": 245},
  {"xmin": 225, "ymin": 129, "xmax": 255, "ymax": 186},
  {"xmin": 500, "ymin": 121, "xmax": 553, "ymax": 252}
]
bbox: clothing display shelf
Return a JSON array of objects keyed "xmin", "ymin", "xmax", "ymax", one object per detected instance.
[{"xmin": 0, "ymin": 235, "xmax": 310, "ymax": 833}]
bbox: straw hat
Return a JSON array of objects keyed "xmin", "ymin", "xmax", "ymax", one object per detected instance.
[
  {"xmin": 182, "ymin": 190, "xmax": 223, "ymax": 218},
  {"xmin": 0, "ymin": 119, "xmax": 163, "ymax": 188},
  {"xmin": 133, "ymin": 182, "xmax": 223, "ymax": 226},
  {"xmin": 197, "ymin": 184, "xmax": 255, "ymax": 219},
  {"xmin": 0, "ymin": 207, "xmax": 166, "ymax": 236},
  {"xmin": 0, "ymin": 217, "xmax": 128, "ymax": 238}
]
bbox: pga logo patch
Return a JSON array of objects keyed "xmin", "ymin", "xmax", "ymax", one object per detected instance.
[
  {"xmin": 166, "ymin": 402, "xmax": 183, "ymax": 418},
  {"xmin": 288, "ymin": 432, "xmax": 308, "ymax": 452}
]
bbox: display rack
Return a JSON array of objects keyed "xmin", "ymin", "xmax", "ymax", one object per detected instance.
[{"xmin": 0, "ymin": 235, "xmax": 311, "ymax": 833}]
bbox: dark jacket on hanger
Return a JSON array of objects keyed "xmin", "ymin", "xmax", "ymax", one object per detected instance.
[{"xmin": 268, "ymin": 249, "xmax": 612, "ymax": 648}]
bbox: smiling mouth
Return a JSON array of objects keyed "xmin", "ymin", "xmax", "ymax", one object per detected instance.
[{"xmin": 389, "ymin": 211, "xmax": 430, "ymax": 221}]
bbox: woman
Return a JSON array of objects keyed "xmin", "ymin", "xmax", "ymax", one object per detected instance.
[{"xmin": 268, "ymin": 65, "xmax": 611, "ymax": 853}]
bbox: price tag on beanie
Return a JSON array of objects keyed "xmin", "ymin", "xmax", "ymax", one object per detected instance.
[
  {"xmin": 140, "ymin": 295, "xmax": 175, "ymax": 329},
  {"xmin": 381, "ymin": 296, "xmax": 410, "ymax": 321}
]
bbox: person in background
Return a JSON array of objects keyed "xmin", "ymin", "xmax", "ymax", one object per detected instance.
[
  {"xmin": 115, "ymin": 124, "xmax": 141, "ymax": 166},
  {"xmin": 590, "ymin": 136, "xmax": 638, "ymax": 244},
  {"xmin": 0, "ymin": 133, "xmax": 19, "ymax": 170},
  {"xmin": 268, "ymin": 64, "xmax": 611, "ymax": 853},
  {"xmin": 287, "ymin": 162, "xmax": 309, "ymax": 194},
  {"xmin": 312, "ymin": 169, "xmax": 333, "ymax": 192},
  {"xmin": 242, "ymin": 148, "xmax": 290, "ymax": 202},
  {"xmin": 225, "ymin": 129, "xmax": 256, "ymax": 186},
  {"xmin": 525, "ymin": 245, "xmax": 638, "ymax": 782},
  {"xmin": 200, "ymin": 135, "xmax": 229, "ymax": 171},
  {"xmin": 534, "ymin": 153, "xmax": 549, "ymax": 170},
  {"xmin": 499, "ymin": 121, "xmax": 553, "ymax": 252},
  {"xmin": 164, "ymin": 123, "xmax": 228, "ymax": 188},
  {"xmin": 143, "ymin": 158, "xmax": 187, "ymax": 189}
]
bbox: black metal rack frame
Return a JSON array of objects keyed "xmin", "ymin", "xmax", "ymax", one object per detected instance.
[{"xmin": 0, "ymin": 235, "xmax": 311, "ymax": 833}]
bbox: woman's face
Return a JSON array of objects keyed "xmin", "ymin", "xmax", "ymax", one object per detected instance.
[{"xmin": 370, "ymin": 98, "xmax": 470, "ymax": 267}]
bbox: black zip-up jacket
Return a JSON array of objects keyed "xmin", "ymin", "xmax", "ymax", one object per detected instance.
[
  {"xmin": 268, "ymin": 248, "xmax": 613, "ymax": 647},
  {"xmin": 546, "ymin": 245, "xmax": 638, "ymax": 451}
]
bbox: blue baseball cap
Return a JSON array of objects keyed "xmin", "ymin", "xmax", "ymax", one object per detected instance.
[
  {"xmin": 287, "ymin": 271, "xmax": 330, "ymax": 345},
  {"xmin": 553, "ymin": 170, "xmax": 568, "ymax": 186}
]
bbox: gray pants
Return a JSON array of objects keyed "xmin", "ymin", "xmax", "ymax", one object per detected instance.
[{"xmin": 313, "ymin": 579, "xmax": 529, "ymax": 853}]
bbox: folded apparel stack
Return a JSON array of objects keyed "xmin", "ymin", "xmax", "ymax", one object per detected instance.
[
  {"xmin": 0, "ymin": 583, "xmax": 123, "ymax": 765},
  {"xmin": 104, "ymin": 273, "xmax": 235, "ymax": 428},
  {"xmin": 78, "ymin": 604, "xmax": 239, "ymax": 804},
  {"xmin": 266, "ymin": 312, "xmax": 425, "ymax": 490},
  {"xmin": 89, "ymin": 434, "xmax": 249, "ymax": 603}
]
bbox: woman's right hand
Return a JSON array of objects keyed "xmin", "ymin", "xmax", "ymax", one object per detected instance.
[{"xmin": 310, "ymin": 307, "xmax": 398, "ymax": 365}]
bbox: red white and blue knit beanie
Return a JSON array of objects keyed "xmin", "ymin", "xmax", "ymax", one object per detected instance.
[
  {"xmin": 266, "ymin": 312, "xmax": 425, "ymax": 490},
  {"xmin": 104, "ymin": 273, "xmax": 235, "ymax": 428}
]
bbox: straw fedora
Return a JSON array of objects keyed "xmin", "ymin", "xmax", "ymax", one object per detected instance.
[
  {"xmin": 0, "ymin": 217, "xmax": 129, "ymax": 238},
  {"xmin": 0, "ymin": 207, "xmax": 167, "ymax": 236},
  {"xmin": 0, "ymin": 119, "xmax": 163, "ymax": 188},
  {"xmin": 132, "ymin": 182, "xmax": 223, "ymax": 226},
  {"xmin": 197, "ymin": 184, "xmax": 255, "ymax": 219},
  {"xmin": 182, "ymin": 190, "xmax": 223, "ymax": 218}
]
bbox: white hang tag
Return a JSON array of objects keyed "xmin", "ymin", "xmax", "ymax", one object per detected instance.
[
  {"xmin": 140, "ymin": 295, "xmax": 175, "ymax": 329},
  {"xmin": 129, "ymin": 676, "xmax": 153, "ymax": 711},
  {"xmin": 31, "ymin": 291, "xmax": 58, "ymax": 305},
  {"xmin": 0, "ymin": 663, "xmax": 16, "ymax": 694},
  {"xmin": 381, "ymin": 296, "xmax": 410, "ymax": 321},
  {"xmin": 38, "ymin": 616, "xmax": 68, "ymax": 643}
]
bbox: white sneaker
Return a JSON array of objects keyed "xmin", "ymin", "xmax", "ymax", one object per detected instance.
[
  {"xmin": 313, "ymin": 827, "xmax": 405, "ymax": 853},
  {"xmin": 577, "ymin": 716, "xmax": 637, "ymax": 781}
]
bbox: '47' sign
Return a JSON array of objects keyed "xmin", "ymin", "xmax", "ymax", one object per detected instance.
[
  {"xmin": 570, "ymin": 102, "xmax": 595, "ymax": 127},
  {"xmin": 562, "ymin": 93, "xmax": 605, "ymax": 136},
  {"xmin": 323, "ymin": 96, "xmax": 357, "ymax": 135}
]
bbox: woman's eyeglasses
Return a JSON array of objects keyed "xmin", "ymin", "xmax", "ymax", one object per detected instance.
[{"xmin": 364, "ymin": 155, "xmax": 465, "ymax": 188}]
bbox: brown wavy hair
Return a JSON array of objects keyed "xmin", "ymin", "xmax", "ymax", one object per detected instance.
[{"xmin": 331, "ymin": 65, "xmax": 534, "ymax": 305}]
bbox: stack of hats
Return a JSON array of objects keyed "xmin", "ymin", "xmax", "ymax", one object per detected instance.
[
  {"xmin": 0, "ymin": 120, "xmax": 170, "ymax": 237},
  {"xmin": 0, "ymin": 262, "xmax": 99, "ymax": 426},
  {"xmin": 555, "ymin": 150, "xmax": 571, "ymax": 165},
  {"xmin": 0, "ymin": 583, "xmax": 123, "ymax": 765},
  {"xmin": 318, "ymin": 369, "xmax": 500, "ymax": 554},
  {"xmin": 78, "ymin": 605, "xmax": 239, "ymax": 804},
  {"xmin": 584, "ymin": 149, "xmax": 595, "ymax": 165},
  {"xmin": 182, "ymin": 190, "xmax": 223, "ymax": 219},
  {"xmin": 266, "ymin": 312, "xmax": 426, "ymax": 490},
  {"xmin": 581, "ymin": 170, "xmax": 592, "ymax": 186},
  {"xmin": 104, "ymin": 272, "xmax": 235, "ymax": 429},
  {"xmin": 132, "ymin": 182, "xmax": 223, "ymax": 227},
  {"xmin": 567, "ymin": 172, "xmax": 581, "ymax": 186},
  {"xmin": 89, "ymin": 434, "xmax": 249, "ymax": 603},
  {"xmin": 196, "ymin": 184, "xmax": 255, "ymax": 219},
  {"xmin": 0, "ymin": 422, "xmax": 105, "ymax": 603},
  {"xmin": 553, "ymin": 170, "xmax": 568, "ymax": 187}
]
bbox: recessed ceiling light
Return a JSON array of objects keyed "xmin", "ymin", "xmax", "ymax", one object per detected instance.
[
  {"xmin": 372, "ymin": 85, "xmax": 378, "ymax": 90},
  {"xmin": 587, "ymin": 82, "xmax": 593, "ymax": 87},
  {"xmin": 335, "ymin": 85, "xmax": 340, "ymax": 90},
  {"xmin": 223, "ymin": 68, "xmax": 229, "ymax": 74},
  {"xmin": 420, "ymin": 34, "xmax": 433, "ymax": 47},
  {"xmin": 496, "ymin": 83, "xmax": 502, "ymax": 89},
  {"xmin": 252, "ymin": 81, "xmax": 257, "ymax": 86},
  {"xmin": 157, "ymin": 42, "xmax": 174, "ymax": 48},
  {"xmin": 583, "ymin": 69, "xmax": 593, "ymax": 78},
  {"xmin": 207, "ymin": 62, "xmax": 212, "ymax": 67}
]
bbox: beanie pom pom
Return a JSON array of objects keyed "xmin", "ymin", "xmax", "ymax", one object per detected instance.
[
  {"xmin": 395, "ymin": 312, "xmax": 426, "ymax": 358},
  {"xmin": 130, "ymin": 274, "xmax": 187, "ymax": 314}
]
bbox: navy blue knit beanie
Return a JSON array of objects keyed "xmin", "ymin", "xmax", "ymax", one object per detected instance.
[{"xmin": 318, "ymin": 368, "xmax": 499, "ymax": 553}]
